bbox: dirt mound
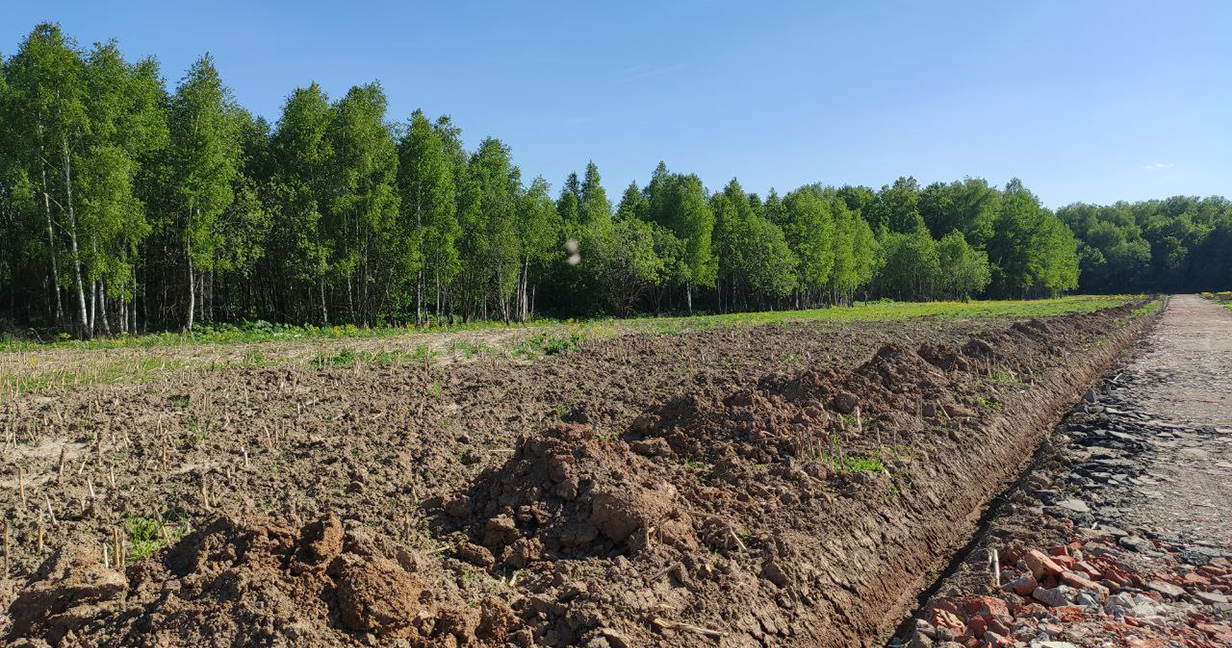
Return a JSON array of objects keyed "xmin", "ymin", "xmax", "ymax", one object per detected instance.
[
  {"xmin": 7, "ymin": 515, "xmax": 519, "ymax": 648},
  {"xmin": 629, "ymin": 340, "xmax": 971, "ymax": 468},
  {"xmin": 424, "ymin": 304, "xmax": 1154, "ymax": 647},
  {"xmin": 445, "ymin": 424, "xmax": 697, "ymax": 562}
]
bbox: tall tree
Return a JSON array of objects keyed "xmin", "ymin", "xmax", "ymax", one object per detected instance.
[
  {"xmin": 513, "ymin": 176, "xmax": 559, "ymax": 321},
  {"xmin": 459, "ymin": 138, "xmax": 521, "ymax": 322},
  {"xmin": 782, "ymin": 186, "xmax": 835, "ymax": 306},
  {"xmin": 868, "ymin": 176, "xmax": 924, "ymax": 235},
  {"xmin": 397, "ymin": 109, "xmax": 456, "ymax": 324},
  {"xmin": 937, "ymin": 230, "xmax": 991, "ymax": 300},
  {"xmin": 6, "ymin": 24, "xmax": 92, "ymax": 335},
  {"xmin": 168, "ymin": 53, "xmax": 238, "ymax": 331},
  {"xmin": 271, "ymin": 82, "xmax": 333, "ymax": 323},
  {"xmin": 326, "ymin": 82, "xmax": 399, "ymax": 326}
]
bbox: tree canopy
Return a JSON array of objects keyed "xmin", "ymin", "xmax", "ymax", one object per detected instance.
[{"xmin": 2, "ymin": 22, "xmax": 1227, "ymax": 336}]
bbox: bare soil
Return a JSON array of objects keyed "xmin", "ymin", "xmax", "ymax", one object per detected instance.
[{"xmin": 0, "ymin": 305, "xmax": 1157, "ymax": 647}]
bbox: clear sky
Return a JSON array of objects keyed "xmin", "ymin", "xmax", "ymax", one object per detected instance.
[{"xmin": 4, "ymin": 1, "xmax": 1229, "ymax": 208}]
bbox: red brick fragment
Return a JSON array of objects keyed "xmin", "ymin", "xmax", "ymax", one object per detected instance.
[
  {"xmin": 1025, "ymin": 549, "xmax": 1065, "ymax": 579},
  {"xmin": 1076, "ymin": 560, "xmax": 1102, "ymax": 578},
  {"xmin": 1061, "ymin": 570, "xmax": 1109, "ymax": 599}
]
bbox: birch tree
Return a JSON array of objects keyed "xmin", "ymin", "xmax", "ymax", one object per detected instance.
[{"xmin": 168, "ymin": 53, "xmax": 238, "ymax": 332}]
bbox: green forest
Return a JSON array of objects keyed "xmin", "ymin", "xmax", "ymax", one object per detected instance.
[{"xmin": 1, "ymin": 24, "xmax": 1230, "ymax": 338}]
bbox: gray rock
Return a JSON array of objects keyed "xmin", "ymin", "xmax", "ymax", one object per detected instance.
[
  {"xmin": 1106, "ymin": 592, "xmax": 1164, "ymax": 618},
  {"xmin": 909, "ymin": 629, "xmax": 934, "ymax": 648},
  {"xmin": 1146, "ymin": 580, "xmax": 1185, "ymax": 599},
  {"xmin": 1118, "ymin": 535, "xmax": 1154, "ymax": 553},
  {"xmin": 1032, "ymin": 585, "xmax": 1075, "ymax": 607},
  {"xmin": 1074, "ymin": 591, "xmax": 1100, "ymax": 608},
  {"xmin": 1056, "ymin": 498, "xmax": 1090, "ymax": 513},
  {"xmin": 1196, "ymin": 591, "xmax": 1228, "ymax": 605}
]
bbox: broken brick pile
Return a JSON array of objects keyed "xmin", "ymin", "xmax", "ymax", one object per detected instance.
[{"xmin": 913, "ymin": 528, "xmax": 1232, "ymax": 648}]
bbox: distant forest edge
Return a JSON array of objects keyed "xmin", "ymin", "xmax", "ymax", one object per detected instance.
[{"xmin": 1, "ymin": 23, "xmax": 1229, "ymax": 339}]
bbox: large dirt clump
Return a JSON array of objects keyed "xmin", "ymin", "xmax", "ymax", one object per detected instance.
[{"xmin": 6, "ymin": 515, "xmax": 519, "ymax": 648}]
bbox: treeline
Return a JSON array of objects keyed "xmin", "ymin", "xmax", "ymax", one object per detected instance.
[
  {"xmin": 1058, "ymin": 197, "xmax": 1232, "ymax": 294},
  {"xmin": 0, "ymin": 24, "xmax": 1219, "ymax": 338}
]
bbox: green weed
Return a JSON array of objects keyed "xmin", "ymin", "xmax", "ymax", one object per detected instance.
[
  {"xmin": 123, "ymin": 514, "xmax": 186, "ymax": 563},
  {"xmin": 516, "ymin": 330, "xmax": 587, "ymax": 357}
]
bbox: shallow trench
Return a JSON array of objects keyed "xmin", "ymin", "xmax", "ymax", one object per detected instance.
[{"xmin": 870, "ymin": 305, "xmax": 1165, "ymax": 647}]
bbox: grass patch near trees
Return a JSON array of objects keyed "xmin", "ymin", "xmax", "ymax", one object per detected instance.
[{"xmin": 0, "ymin": 295, "xmax": 1141, "ymax": 400}]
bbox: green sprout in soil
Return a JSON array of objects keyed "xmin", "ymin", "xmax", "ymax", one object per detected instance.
[
  {"xmin": 681, "ymin": 459, "xmax": 712, "ymax": 483},
  {"xmin": 516, "ymin": 330, "xmax": 587, "ymax": 357},
  {"xmin": 124, "ymin": 514, "xmax": 186, "ymax": 564},
  {"xmin": 974, "ymin": 394, "xmax": 1003, "ymax": 411},
  {"xmin": 312, "ymin": 347, "xmax": 358, "ymax": 368}
]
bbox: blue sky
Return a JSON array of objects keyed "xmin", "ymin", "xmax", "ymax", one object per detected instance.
[{"xmin": 5, "ymin": 1, "xmax": 1229, "ymax": 207}]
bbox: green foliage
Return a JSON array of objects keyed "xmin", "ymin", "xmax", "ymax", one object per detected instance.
[
  {"xmin": 1059, "ymin": 196, "xmax": 1232, "ymax": 293},
  {"xmin": 937, "ymin": 230, "xmax": 991, "ymax": 300},
  {"xmin": 2, "ymin": 21, "xmax": 1223, "ymax": 341},
  {"xmin": 516, "ymin": 330, "xmax": 587, "ymax": 356},
  {"xmin": 874, "ymin": 229, "xmax": 940, "ymax": 300},
  {"xmin": 986, "ymin": 179, "xmax": 1079, "ymax": 298}
]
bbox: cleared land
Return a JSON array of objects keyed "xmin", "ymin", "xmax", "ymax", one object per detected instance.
[
  {"xmin": 0, "ymin": 296, "xmax": 1133, "ymax": 399},
  {"xmin": 0, "ymin": 296, "xmax": 1160, "ymax": 647}
]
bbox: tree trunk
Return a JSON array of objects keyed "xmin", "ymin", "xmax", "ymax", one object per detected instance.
[
  {"xmin": 416, "ymin": 270, "xmax": 424, "ymax": 327},
  {"xmin": 99, "ymin": 283, "xmax": 111, "ymax": 337},
  {"xmin": 89, "ymin": 280, "xmax": 97, "ymax": 335},
  {"xmin": 61, "ymin": 138, "xmax": 90, "ymax": 339},
  {"xmin": 347, "ymin": 274, "xmax": 356, "ymax": 325},
  {"xmin": 186, "ymin": 247, "xmax": 196, "ymax": 333},
  {"xmin": 521, "ymin": 259, "xmax": 530, "ymax": 323},
  {"xmin": 40, "ymin": 163, "xmax": 63, "ymax": 327},
  {"xmin": 320, "ymin": 278, "xmax": 329, "ymax": 325}
]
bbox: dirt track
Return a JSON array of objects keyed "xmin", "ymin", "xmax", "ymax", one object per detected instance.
[{"xmin": 0, "ymin": 303, "xmax": 1162, "ymax": 647}]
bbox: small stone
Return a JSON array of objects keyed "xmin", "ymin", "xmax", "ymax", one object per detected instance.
[
  {"xmin": 1056, "ymin": 499, "xmax": 1090, "ymax": 514},
  {"xmin": 483, "ymin": 515, "xmax": 520, "ymax": 547},
  {"xmin": 455, "ymin": 542, "xmax": 495, "ymax": 568},
  {"xmin": 984, "ymin": 630, "xmax": 1013, "ymax": 646},
  {"xmin": 1074, "ymin": 591, "xmax": 1099, "ymax": 608},
  {"xmin": 909, "ymin": 630, "xmax": 934, "ymax": 648},
  {"xmin": 1197, "ymin": 591, "xmax": 1229, "ymax": 605},
  {"xmin": 1146, "ymin": 580, "xmax": 1185, "ymax": 599},
  {"xmin": 914, "ymin": 619, "xmax": 937, "ymax": 639},
  {"xmin": 629, "ymin": 438, "xmax": 672, "ymax": 457},
  {"xmin": 943, "ymin": 403, "xmax": 974, "ymax": 418},
  {"xmin": 1024, "ymin": 550, "xmax": 1065, "ymax": 580},
  {"xmin": 761, "ymin": 559, "xmax": 789, "ymax": 587},
  {"xmin": 1118, "ymin": 535, "xmax": 1154, "ymax": 553},
  {"xmin": 832, "ymin": 391, "xmax": 859, "ymax": 414},
  {"xmin": 1032, "ymin": 585, "xmax": 1075, "ymax": 607},
  {"xmin": 1003, "ymin": 574, "xmax": 1037, "ymax": 596},
  {"xmin": 597, "ymin": 629, "xmax": 630, "ymax": 648},
  {"xmin": 1060, "ymin": 571, "xmax": 1106, "ymax": 599}
]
